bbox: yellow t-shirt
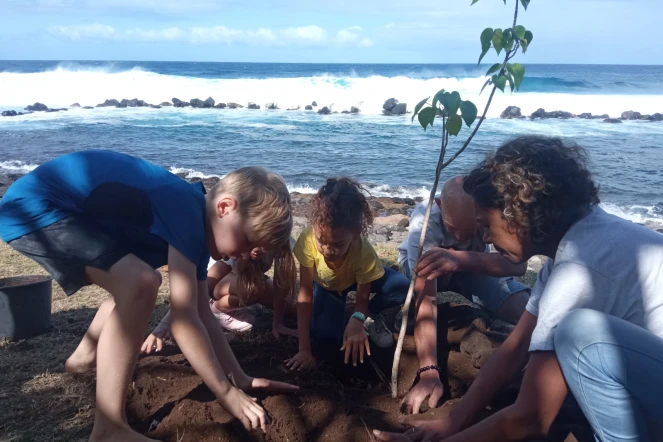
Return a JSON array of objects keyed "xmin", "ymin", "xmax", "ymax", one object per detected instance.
[{"xmin": 293, "ymin": 226, "xmax": 385, "ymax": 292}]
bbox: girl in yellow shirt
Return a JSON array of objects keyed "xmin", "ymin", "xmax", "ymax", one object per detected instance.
[{"xmin": 285, "ymin": 177, "xmax": 410, "ymax": 370}]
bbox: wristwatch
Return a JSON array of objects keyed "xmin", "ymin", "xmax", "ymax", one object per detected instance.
[{"xmin": 350, "ymin": 312, "xmax": 367, "ymax": 323}]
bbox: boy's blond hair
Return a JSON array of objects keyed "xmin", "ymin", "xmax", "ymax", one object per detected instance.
[{"xmin": 209, "ymin": 167, "xmax": 295, "ymax": 299}]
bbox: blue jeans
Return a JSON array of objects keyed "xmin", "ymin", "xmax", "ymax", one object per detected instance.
[
  {"xmin": 554, "ymin": 309, "xmax": 663, "ymax": 442},
  {"xmin": 311, "ymin": 267, "xmax": 409, "ymax": 341}
]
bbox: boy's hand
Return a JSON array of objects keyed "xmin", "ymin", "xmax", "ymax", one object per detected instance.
[
  {"xmin": 285, "ymin": 350, "xmax": 316, "ymax": 371},
  {"xmin": 217, "ymin": 386, "xmax": 271, "ymax": 432},
  {"xmin": 341, "ymin": 318, "xmax": 371, "ymax": 366},
  {"xmin": 272, "ymin": 323, "xmax": 299, "ymax": 339},
  {"xmin": 141, "ymin": 334, "xmax": 164, "ymax": 354}
]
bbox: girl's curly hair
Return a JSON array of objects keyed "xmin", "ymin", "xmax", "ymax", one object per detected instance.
[
  {"xmin": 311, "ymin": 177, "xmax": 373, "ymax": 234},
  {"xmin": 463, "ymin": 136, "xmax": 600, "ymax": 244}
]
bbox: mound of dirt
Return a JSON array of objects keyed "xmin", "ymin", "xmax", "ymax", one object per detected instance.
[{"xmin": 126, "ymin": 304, "xmax": 593, "ymax": 442}]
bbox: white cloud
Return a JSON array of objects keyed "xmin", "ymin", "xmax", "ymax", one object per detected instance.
[{"xmin": 47, "ymin": 23, "xmax": 373, "ymax": 48}]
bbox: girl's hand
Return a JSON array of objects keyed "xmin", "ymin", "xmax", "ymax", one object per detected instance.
[
  {"xmin": 272, "ymin": 323, "xmax": 299, "ymax": 339},
  {"xmin": 341, "ymin": 317, "xmax": 371, "ymax": 366},
  {"xmin": 285, "ymin": 350, "xmax": 316, "ymax": 371},
  {"xmin": 141, "ymin": 334, "xmax": 164, "ymax": 354}
]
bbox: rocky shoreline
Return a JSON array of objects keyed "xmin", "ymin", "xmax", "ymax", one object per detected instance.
[
  {"xmin": 500, "ymin": 106, "xmax": 663, "ymax": 123},
  {"xmin": 1, "ymin": 98, "xmax": 410, "ymax": 118}
]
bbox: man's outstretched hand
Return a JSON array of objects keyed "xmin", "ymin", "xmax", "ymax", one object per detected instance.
[{"xmin": 400, "ymin": 373, "xmax": 444, "ymax": 415}]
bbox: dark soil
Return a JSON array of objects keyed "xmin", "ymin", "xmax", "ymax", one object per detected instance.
[{"xmin": 126, "ymin": 304, "xmax": 593, "ymax": 442}]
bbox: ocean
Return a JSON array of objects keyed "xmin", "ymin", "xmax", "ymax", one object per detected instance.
[{"xmin": 0, "ymin": 61, "xmax": 662, "ymax": 223}]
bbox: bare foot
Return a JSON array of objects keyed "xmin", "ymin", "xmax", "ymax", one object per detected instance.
[
  {"xmin": 65, "ymin": 349, "xmax": 96, "ymax": 374},
  {"xmin": 90, "ymin": 426, "xmax": 160, "ymax": 442}
]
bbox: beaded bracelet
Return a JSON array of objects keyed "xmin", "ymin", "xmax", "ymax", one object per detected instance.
[{"xmin": 416, "ymin": 365, "xmax": 441, "ymax": 376}]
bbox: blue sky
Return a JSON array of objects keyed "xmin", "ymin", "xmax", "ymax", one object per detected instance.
[{"xmin": 1, "ymin": 0, "xmax": 661, "ymax": 64}]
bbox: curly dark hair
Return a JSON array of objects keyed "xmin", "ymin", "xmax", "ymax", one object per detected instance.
[
  {"xmin": 463, "ymin": 136, "xmax": 600, "ymax": 243},
  {"xmin": 311, "ymin": 177, "xmax": 373, "ymax": 235}
]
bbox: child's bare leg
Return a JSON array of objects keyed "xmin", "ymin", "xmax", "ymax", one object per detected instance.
[
  {"xmin": 85, "ymin": 255, "xmax": 161, "ymax": 442},
  {"xmin": 65, "ymin": 298, "xmax": 115, "ymax": 373},
  {"xmin": 211, "ymin": 273, "xmax": 242, "ymax": 312}
]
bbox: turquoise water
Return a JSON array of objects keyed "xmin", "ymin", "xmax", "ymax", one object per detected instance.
[{"xmin": 0, "ymin": 61, "xmax": 662, "ymax": 221}]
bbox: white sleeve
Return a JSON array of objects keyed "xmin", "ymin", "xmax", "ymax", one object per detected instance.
[
  {"xmin": 528, "ymin": 261, "xmax": 615, "ymax": 352},
  {"xmin": 525, "ymin": 259, "xmax": 553, "ymax": 318}
]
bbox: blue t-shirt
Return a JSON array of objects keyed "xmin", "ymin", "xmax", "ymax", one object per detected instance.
[{"xmin": 0, "ymin": 150, "xmax": 210, "ymax": 280}]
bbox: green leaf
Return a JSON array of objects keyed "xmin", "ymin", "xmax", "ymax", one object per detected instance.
[
  {"xmin": 446, "ymin": 114, "xmax": 462, "ymax": 136},
  {"xmin": 503, "ymin": 29, "xmax": 514, "ymax": 51},
  {"xmin": 478, "ymin": 48, "xmax": 490, "ymax": 65},
  {"xmin": 513, "ymin": 25, "xmax": 526, "ymax": 40},
  {"xmin": 471, "ymin": 0, "xmax": 480, "ymax": 4},
  {"xmin": 486, "ymin": 63, "xmax": 501, "ymax": 76},
  {"xmin": 480, "ymin": 28, "xmax": 494, "ymax": 50},
  {"xmin": 506, "ymin": 63, "xmax": 514, "ymax": 76},
  {"xmin": 417, "ymin": 107, "xmax": 436, "ymax": 130},
  {"xmin": 493, "ymin": 74, "xmax": 507, "ymax": 92},
  {"xmin": 431, "ymin": 89, "xmax": 446, "ymax": 111},
  {"xmin": 520, "ymin": 0, "xmax": 530, "ymax": 10},
  {"xmin": 506, "ymin": 72, "xmax": 515, "ymax": 92},
  {"xmin": 510, "ymin": 63, "xmax": 525, "ymax": 91},
  {"xmin": 524, "ymin": 30, "xmax": 533, "ymax": 46},
  {"xmin": 411, "ymin": 96, "xmax": 430, "ymax": 122},
  {"xmin": 460, "ymin": 100, "xmax": 478, "ymax": 127},
  {"xmin": 492, "ymin": 28, "xmax": 503, "ymax": 55},
  {"xmin": 440, "ymin": 91, "xmax": 461, "ymax": 115}
]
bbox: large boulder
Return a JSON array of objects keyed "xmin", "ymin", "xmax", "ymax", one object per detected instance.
[
  {"xmin": 621, "ymin": 110, "xmax": 641, "ymax": 120},
  {"xmin": 203, "ymin": 97, "xmax": 215, "ymax": 108},
  {"xmin": 649, "ymin": 113, "xmax": 663, "ymax": 121},
  {"xmin": 2, "ymin": 110, "xmax": 18, "ymax": 117},
  {"xmin": 120, "ymin": 98, "xmax": 146, "ymax": 107},
  {"xmin": 390, "ymin": 103, "xmax": 407, "ymax": 115},
  {"xmin": 227, "ymin": 102, "xmax": 243, "ymax": 109},
  {"xmin": 265, "ymin": 103, "xmax": 278, "ymax": 110},
  {"xmin": 97, "ymin": 99, "xmax": 120, "ymax": 108},
  {"xmin": 547, "ymin": 110, "xmax": 574, "ymax": 119},
  {"xmin": 160, "ymin": 101, "xmax": 173, "ymax": 107},
  {"xmin": 70, "ymin": 103, "xmax": 81, "ymax": 108},
  {"xmin": 500, "ymin": 106, "xmax": 521, "ymax": 119},
  {"xmin": 604, "ymin": 118, "xmax": 622, "ymax": 124},
  {"xmin": 190, "ymin": 98, "xmax": 204, "ymax": 108},
  {"xmin": 25, "ymin": 102, "xmax": 48, "ymax": 111},
  {"xmin": 247, "ymin": 102, "xmax": 260, "ymax": 109},
  {"xmin": 529, "ymin": 108, "xmax": 547, "ymax": 119},
  {"xmin": 578, "ymin": 112, "xmax": 593, "ymax": 119},
  {"xmin": 82, "ymin": 106, "xmax": 94, "ymax": 109},
  {"xmin": 595, "ymin": 114, "xmax": 609, "ymax": 119},
  {"xmin": 287, "ymin": 106, "xmax": 300, "ymax": 111},
  {"xmin": 383, "ymin": 98, "xmax": 398, "ymax": 111},
  {"xmin": 305, "ymin": 105, "xmax": 313, "ymax": 110},
  {"xmin": 215, "ymin": 103, "xmax": 227, "ymax": 109},
  {"xmin": 149, "ymin": 104, "xmax": 162, "ymax": 109},
  {"xmin": 312, "ymin": 101, "xmax": 318, "ymax": 107},
  {"xmin": 172, "ymin": 98, "xmax": 190, "ymax": 108},
  {"xmin": 318, "ymin": 106, "xmax": 331, "ymax": 115},
  {"xmin": 350, "ymin": 106, "xmax": 360, "ymax": 114},
  {"xmin": 46, "ymin": 108, "xmax": 67, "ymax": 112}
]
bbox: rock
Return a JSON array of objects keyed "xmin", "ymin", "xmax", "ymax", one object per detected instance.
[
  {"xmin": 46, "ymin": 108, "xmax": 67, "ymax": 112},
  {"xmin": 149, "ymin": 104, "xmax": 162, "ymax": 109},
  {"xmin": 350, "ymin": 106, "xmax": 360, "ymax": 114},
  {"xmin": 190, "ymin": 98, "xmax": 204, "ymax": 108},
  {"xmin": 657, "ymin": 229, "xmax": 663, "ymax": 234},
  {"xmin": 265, "ymin": 103, "xmax": 278, "ymax": 110},
  {"xmin": 391, "ymin": 102, "xmax": 408, "ymax": 115},
  {"xmin": 621, "ymin": 110, "xmax": 641, "ymax": 120},
  {"xmin": 25, "ymin": 102, "xmax": 48, "ymax": 112},
  {"xmin": 500, "ymin": 106, "xmax": 521, "ymax": 119},
  {"xmin": 318, "ymin": 106, "xmax": 331, "ymax": 115},
  {"xmin": 97, "ymin": 99, "xmax": 120, "ymax": 108},
  {"xmin": 650, "ymin": 113, "xmax": 663, "ymax": 121},
  {"xmin": 287, "ymin": 106, "xmax": 300, "ymax": 111},
  {"xmin": 160, "ymin": 101, "xmax": 173, "ymax": 106},
  {"xmin": 227, "ymin": 102, "xmax": 243, "ymax": 109},
  {"xmin": 383, "ymin": 98, "xmax": 398, "ymax": 111},
  {"xmin": 1, "ymin": 110, "xmax": 18, "ymax": 117},
  {"xmin": 82, "ymin": 106, "xmax": 94, "ymax": 109},
  {"xmin": 398, "ymin": 218, "xmax": 410, "ymax": 228},
  {"xmin": 374, "ymin": 214, "xmax": 408, "ymax": 227},
  {"xmin": 460, "ymin": 329, "xmax": 496, "ymax": 369},
  {"xmin": 215, "ymin": 103, "xmax": 227, "ymax": 109},
  {"xmin": 312, "ymin": 101, "xmax": 317, "ymax": 106},
  {"xmin": 638, "ymin": 114, "xmax": 651, "ymax": 120},
  {"xmin": 172, "ymin": 98, "xmax": 190, "ymax": 108},
  {"xmin": 203, "ymin": 97, "xmax": 215, "ymax": 108},
  {"xmin": 578, "ymin": 112, "xmax": 593, "ymax": 119},
  {"xmin": 603, "ymin": 118, "xmax": 622, "ymax": 124},
  {"xmin": 305, "ymin": 105, "xmax": 313, "ymax": 110},
  {"xmin": 404, "ymin": 198, "xmax": 416, "ymax": 206},
  {"xmin": 370, "ymin": 200, "xmax": 385, "ymax": 210},
  {"xmin": 376, "ymin": 226, "xmax": 391, "ymax": 235},
  {"xmin": 529, "ymin": 108, "xmax": 547, "ymax": 119},
  {"xmin": 70, "ymin": 103, "xmax": 81, "ymax": 108},
  {"xmin": 247, "ymin": 102, "xmax": 260, "ymax": 109},
  {"xmin": 548, "ymin": 110, "xmax": 574, "ymax": 119},
  {"xmin": 595, "ymin": 114, "xmax": 609, "ymax": 119},
  {"xmin": 341, "ymin": 110, "xmax": 349, "ymax": 114}
]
